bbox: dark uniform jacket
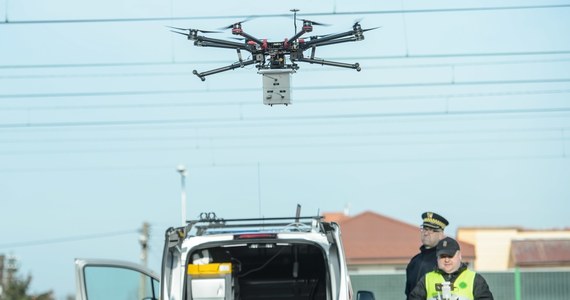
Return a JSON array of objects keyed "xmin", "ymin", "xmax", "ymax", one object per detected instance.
[
  {"xmin": 408, "ymin": 263, "xmax": 494, "ymax": 300},
  {"xmin": 405, "ymin": 245, "xmax": 438, "ymax": 298}
]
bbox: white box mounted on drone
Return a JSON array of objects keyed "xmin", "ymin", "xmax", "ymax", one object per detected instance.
[{"xmin": 259, "ymin": 69, "xmax": 295, "ymax": 106}]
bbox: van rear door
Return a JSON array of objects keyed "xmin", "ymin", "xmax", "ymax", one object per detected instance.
[{"xmin": 74, "ymin": 258, "xmax": 159, "ymax": 300}]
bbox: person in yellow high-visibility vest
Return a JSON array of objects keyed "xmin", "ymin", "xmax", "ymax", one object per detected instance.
[{"xmin": 408, "ymin": 237, "xmax": 494, "ymax": 300}]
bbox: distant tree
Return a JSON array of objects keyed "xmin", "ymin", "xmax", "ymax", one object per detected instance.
[{"xmin": 0, "ymin": 274, "xmax": 54, "ymax": 300}]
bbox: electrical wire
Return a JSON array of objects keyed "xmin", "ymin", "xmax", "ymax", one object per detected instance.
[
  {"xmin": 1, "ymin": 126, "xmax": 567, "ymax": 145},
  {"xmin": 3, "ymin": 50, "xmax": 570, "ymax": 70},
  {"xmin": 3, "ymin": 56, "xmax": 570, "ymax": 79},
  {"xmin": 237, "ymin": 246, "xmax": 286, "ymax": 278},
  {"xmin": 1, "ymin": 107, "xmax": 570, "ymax": 129},
  {"xmin": 0, "ymin": 229, "xmax": 138, "ymax": 249},
  {"xmin": 2, "ymin": 4, "xmax": 569, "ymax": 24},
  {"xmin": 0, "ymin": 136, "xmax": 567, "ymax": 157},
  {"xmin": 2, "ymin": 78, "xmax": 570, "ymax": 99},
  {"xmin": 2, "ymin": 88, "xmax": 570, "ymax": 110},
  {"xmin": 0, "ymin": 152, "xmax": 567, "ymax": 174}
]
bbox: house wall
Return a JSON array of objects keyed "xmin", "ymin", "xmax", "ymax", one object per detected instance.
[
  {"xmin": 348, "ymin": 264, "xmax": 404, "ymax": 274},
  {"xmin": 457, "ymin": 228, "xmax": 519, "ymax": 271}
]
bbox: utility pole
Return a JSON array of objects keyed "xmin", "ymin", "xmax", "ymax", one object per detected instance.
[
  {"xmin": 139, "ymin": 222, "xmax": 150, "ymax": 268},
  {"xmin": 6, "ymin": 256, "xmax": 17, "ymax": 287},
  {"xmin": 177, "ymin": 165, "xmax": 188, "ymax": 226},
  {"xmin": 0, "ymin": 254, "xmax": 4, "ymax": 296},
  {"xmin": 138, "ymin": 222, "xmax": 150, "ymax": 300}
]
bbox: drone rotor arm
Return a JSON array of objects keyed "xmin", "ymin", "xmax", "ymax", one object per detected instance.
[
  {"xmin": 303, "ymin": 30, "xmax": 355, "ymax": 49},
  {"xmin": 294, "ymin": 57, "xmax": 360, "ymax": 71},
  {"xmin": 237, "ymin": 31, "xmax": 264, "ymax": 46},
  {"xmin": 288, "ymin": 29, "xmax": 308, "ymax": 45},
  {"xmin": 301, "ymin": 37, "xmax": 359, "ymax": 49},
  {"xmin": 193, "ymin": 59, "xmax": 257, "ymax": 81},
  {"xmin": 195, "ymin": 36, "xmax": 252, "ymax": 52}
]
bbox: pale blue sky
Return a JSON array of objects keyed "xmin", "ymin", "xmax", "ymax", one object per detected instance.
[{"xmin": 1, "ymin": 1, "xmax": 570, "ymax": 299}]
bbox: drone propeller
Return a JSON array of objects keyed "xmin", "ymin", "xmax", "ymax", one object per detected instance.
[
  {"xmin": 170, "ymin": 30, "xmax": 191, "ymax": 38},
  {"xmin": 349, "ymin": 20, "xmax": 381, "ymax": 33},
  {"xmin": 300, "ymin": 19, "xmax": 330, "ymax": 26},
  {"xmin": 218, "ymin": 17, "xmax": 254, "ymax": 30},
  {"xmin": 166, "ymin": 26, "xmax": 221, "ymax": 34},
  {"xmin": 227, "ymin": 36, "xmax": 247, "ymax": 41},
  {"xmin": 361, "ymin": 26, "xmax": 381, "ymax": 33}
]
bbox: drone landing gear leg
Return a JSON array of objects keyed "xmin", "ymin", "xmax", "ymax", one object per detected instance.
[
  {"xmin": 192, "ymin": 70, "xmax": 206, "ymax": 81},
  {"xmin": 236, "ymin": 49, "xmax": 244, "ymax": 66}
]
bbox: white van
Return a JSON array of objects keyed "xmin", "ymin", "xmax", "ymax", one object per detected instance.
[{"xmin": 75, "ymin": 212, "xmax": 375, "ymax": 300}]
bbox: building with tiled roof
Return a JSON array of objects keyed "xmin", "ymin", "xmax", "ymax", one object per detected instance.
[
  {"xmin": 457, "ymin": 227, "xmax": 570, "ymax": 271},
  {"xmin": 323, "ymin": 211, "xmax": 475, "ymax": 273},
  {"xmin": 323, "ymin": 211, "xmax": 570, "ymax": 273}
]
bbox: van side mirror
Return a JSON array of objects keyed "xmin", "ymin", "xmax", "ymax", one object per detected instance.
[{"xmin": 356, "ymin": 290, "xmax": 375, "ymax": 300}]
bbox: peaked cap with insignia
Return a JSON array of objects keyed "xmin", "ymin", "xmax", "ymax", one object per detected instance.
[{"xmin": 421, "ymin": 211, "xmax": 449, "ymax": 230}]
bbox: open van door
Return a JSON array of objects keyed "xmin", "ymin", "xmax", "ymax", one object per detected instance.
[{"xmin": 74, "ymin": 258, "xmax": 159, "ymax": 300}]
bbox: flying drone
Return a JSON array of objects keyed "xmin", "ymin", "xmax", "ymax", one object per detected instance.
[{"xmin": 170, "ymin": 10, "xmax": 378, "ymax": 105}]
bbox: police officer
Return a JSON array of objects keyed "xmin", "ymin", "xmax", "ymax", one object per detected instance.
[
  {"xmin": 408, "ymin": 237, "xmax": 494, "ymax": 300},
  {"xmin": 405, "ymin": 212, "xmax": 449, "ymax": 299}
]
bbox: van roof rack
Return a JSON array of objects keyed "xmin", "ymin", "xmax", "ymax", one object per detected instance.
[{"xmin": 186, "ymin": 213, "xmax": 325, "ymax": 236}]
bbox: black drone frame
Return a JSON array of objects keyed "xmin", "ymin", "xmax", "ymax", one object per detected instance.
[{"xmin": 170, "ymin": 13, "xmax": 377, "ymax": 81}]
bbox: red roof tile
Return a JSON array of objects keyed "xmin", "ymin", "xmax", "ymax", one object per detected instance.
[
  {"xmin": 323, "ymin": 212, "xmax": 351, "ymax": 224},
  {"xmin": 511, "ymin": 239, "xmax": 570, "ymax": 267}
]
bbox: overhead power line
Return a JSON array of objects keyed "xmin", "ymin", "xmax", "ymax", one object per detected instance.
[
  {"xmin": 0, "ymin": 229, "xmax": 138, "ymax": 249},
  {"xmin": 0, "ymin": 153, "xmax": 567, "ymax": 174},
  {"xmin": 2, "ymin": 78, "xmax": 570, "ymax": 99},
  {"xmin": 2, "ymin": 88, "xmax": 569, "ymax": 110},
  {"xmin": 1, "ymin": 126, "xmax": 567, "ymax": 145},
  {"xmin": 1, "ymin": 107, "xmax": 570, "ymax": 129},
  {"xmin": 3, "ymin": 50, "xmax": 570, "ymax": 70},
  {"xmin": 3, "ymin": 57, "xmax": 570, "ymax": 80},
  {"xmin": 0, "ymin": 133, "xmax": 567, "ymax": 156},
  {"xmin": 2, "ymin": 4, "xmax": 569, "ymax": 24}
]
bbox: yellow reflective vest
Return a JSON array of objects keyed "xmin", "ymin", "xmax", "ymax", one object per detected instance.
[{"xmin": 425, "ymin": 269, "xmax": 476, "ymax": 300}]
